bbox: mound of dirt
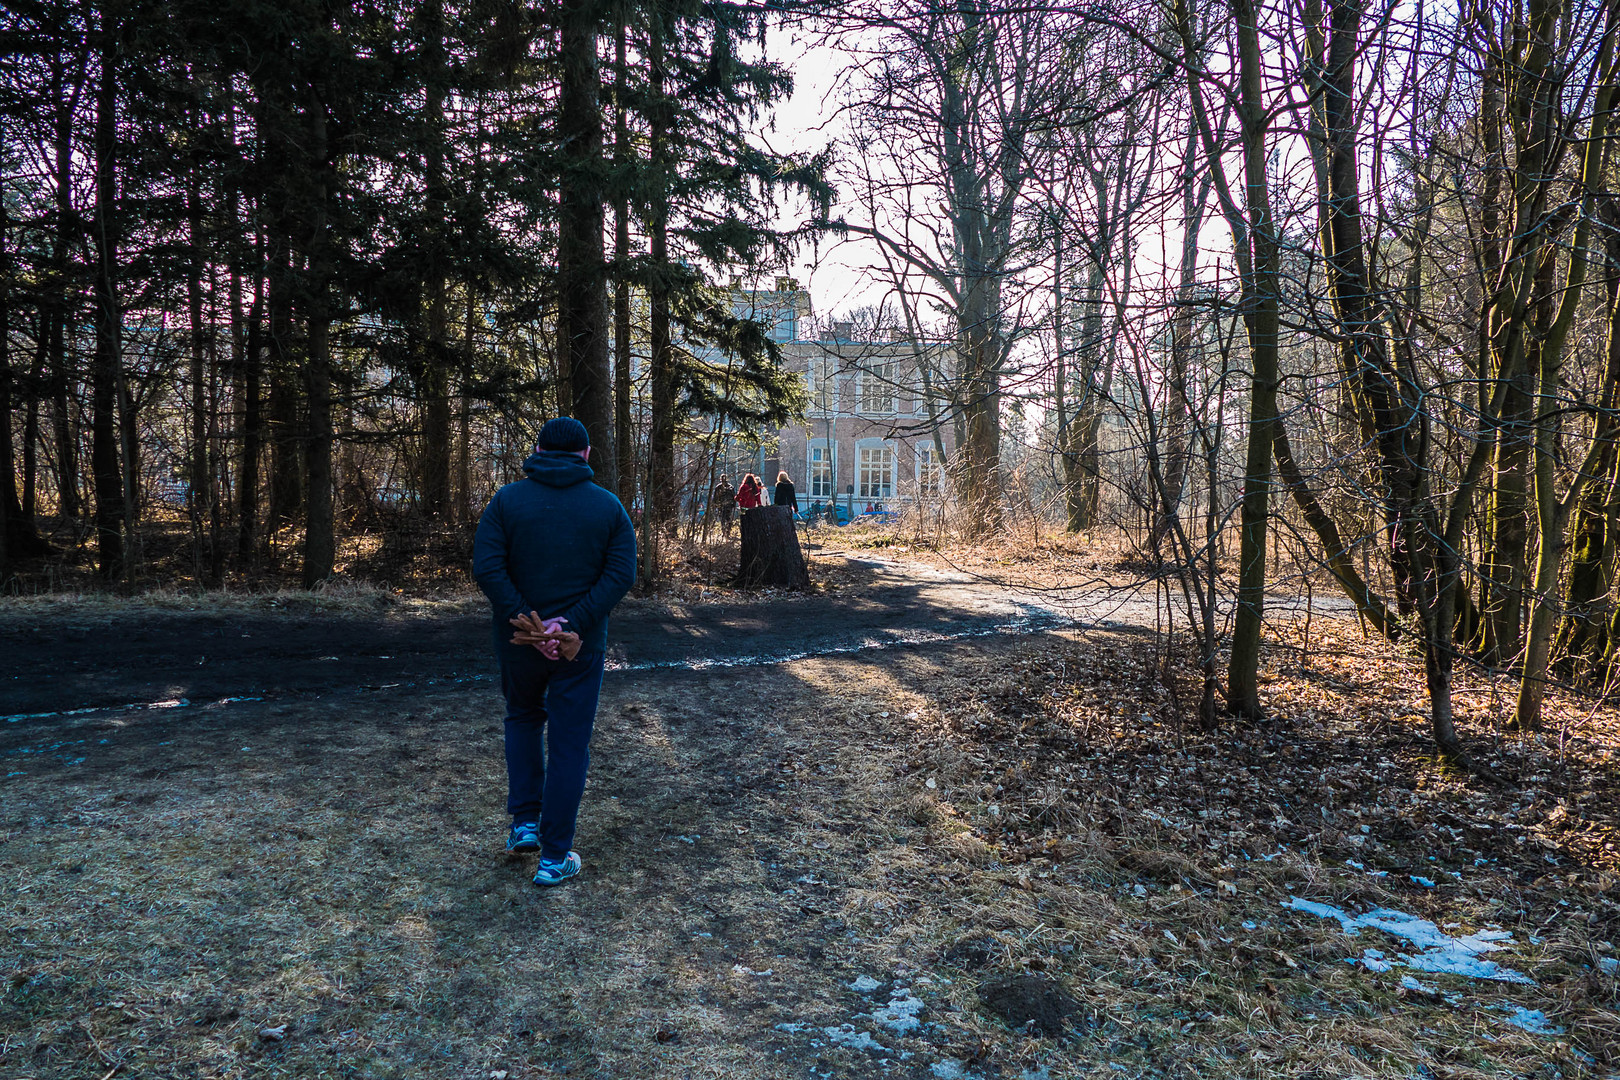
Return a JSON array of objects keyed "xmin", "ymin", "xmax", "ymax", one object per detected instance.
[{"xmin": 976, "ymin": 974, "xmax": 1079, "ymax": 1037}]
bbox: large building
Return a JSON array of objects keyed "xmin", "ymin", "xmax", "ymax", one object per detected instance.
[{"xmin": 721, "ymin": 281, "xmax": 955, "ymax": 514}]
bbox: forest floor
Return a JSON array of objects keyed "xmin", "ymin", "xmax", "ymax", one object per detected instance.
[{"xmin": 2, "ymin": 547, "xmax": 1618, "ymax": 1079}]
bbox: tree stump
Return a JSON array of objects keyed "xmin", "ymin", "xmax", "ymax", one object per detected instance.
[{"xmin": 737, "ymin": 505, "xmax": 809, "ymax": 588}]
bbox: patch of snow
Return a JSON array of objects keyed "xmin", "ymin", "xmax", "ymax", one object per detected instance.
[
  {"xmin": 1598, "ymin": 957, "xmax": 1619, "ymax": 976},
  {"xmin": 1242, "ymin": 920, "xmax": 1257, "ymax": 930},
  {"xmin": 822, "ymin": 1025, "xmax": 885, "ymax": 1052},
  {"xmin": 874, "ymin": 989, "xmax": 925, "ymax": 1035},
  {"xmin": 732, "ymin": 964, "xmax": 773, "ymax": 977},
  {"xmin": 1345, "ymin": 859, "xmax": 1366, "ymax": 870},
  {"xmin": 1410, "ymin": 875, "xmax": 1437, "ymax": 888},
  {"xmin": 1354, "ymin": 948, "xmax": 1394, "ymax": 972},
  {"xmin": 1495, "ymin": 1006, "xmax": 1564, "ymax": 1035},
  {"xmin": 774, "ymin": 1022, "xmax": 809, "ymax": 1033},
  {"xmin": 930, "ymin": 1061, "xmax": 979, "ymax": 1080},
  {"xmin": 1283, "ymin": 897, "xmax": 1533, "ymax": 984},
  {"xmin": 850, "ymin": 975, "xmax": 882, "ymax": 993},
  {"xmin": 1400, "ymin": 975, "xmax": 1439, "ymax": 995}
]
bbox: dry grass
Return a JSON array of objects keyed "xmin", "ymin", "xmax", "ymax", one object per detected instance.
[
  {"xmin": 0, "ymin": 578, "xmax": 484, "ymax": 619},
  {"xmin": 2, "ymin": 610, "xmax": 1616, "ymax": 1078}
]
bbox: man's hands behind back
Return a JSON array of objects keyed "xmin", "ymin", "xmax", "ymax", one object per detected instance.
[{"xmin": 509, "ymin": 611, "xmax": 583, "ymax": 661}]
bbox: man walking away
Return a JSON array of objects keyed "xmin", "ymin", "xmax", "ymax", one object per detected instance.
[{"xmin": 473, "ymin": 417, "xmax": 636, "ymax": 887}]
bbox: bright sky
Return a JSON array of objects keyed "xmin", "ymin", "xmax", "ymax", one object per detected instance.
[{"xmin": 754, "ymin": 33, "xmax": 880, "ymax": 323}]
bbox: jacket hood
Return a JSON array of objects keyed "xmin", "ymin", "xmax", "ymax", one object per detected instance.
[{"xmin": 523, "ymin": 448, "xmax": 595, "ymax": 488}]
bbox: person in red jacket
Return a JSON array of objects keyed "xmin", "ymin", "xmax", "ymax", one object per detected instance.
[{"xmin": 736, "ymin": 473, "xmax": 765, "ymax": 511}]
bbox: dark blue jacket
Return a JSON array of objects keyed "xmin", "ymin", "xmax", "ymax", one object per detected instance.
[{"xmin": 473, "ymin": 450, "xmax": 636, "ymax": 653}]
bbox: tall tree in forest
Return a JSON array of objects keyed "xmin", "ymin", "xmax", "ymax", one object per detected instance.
[
  {"xmin": 837, "ymin": 1, "xmax": 1066, "ymax": 531},
  {"xmin": 1511, "ymin": 8, "xmax": 1620, "ymax": 730},
  {"xmin": 557, "ymin": 0, "xmax": 617, "ymax": 492},
  {"xmin": 416, "ymin": 0, "xmax": 454, "ymax": 518},
  {"xmin": 612, "ymin": 3, "xmax": 635, "ymax": 509},
  {"xmin": 89, "ymin": 1, "xmax": 124, "ymax": 580},
  {"xmin": 1173, "ymin": 0, "xmax": 1281, "ymax": 721},
  {"xmin": 636, "ymin": 0, "xmax": 830, "ymax": 563}
]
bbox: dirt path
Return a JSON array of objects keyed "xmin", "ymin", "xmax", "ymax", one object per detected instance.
[
  {"xmin": 2, "ymin": 555, "xmax": 1068, "ymax": 719},
  {"xmin": 0, "ymin": 554, "xmax": 1349, "ymax": 721}
]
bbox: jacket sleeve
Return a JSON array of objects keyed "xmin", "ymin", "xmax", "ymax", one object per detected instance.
[
  {"xmin": 473, "ymin": 494, "xmax": 528, "ymax": 621},
  {"xmin": 559, "ymin": 500, "xmax": 637, "ymax": 640}
]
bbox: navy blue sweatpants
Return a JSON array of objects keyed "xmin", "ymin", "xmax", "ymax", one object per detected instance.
[{"xmin": 499, "ymin": 646, "xmax": 604, "ymax": 862}]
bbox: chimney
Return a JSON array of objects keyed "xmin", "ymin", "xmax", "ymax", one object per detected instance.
[
  {"xmin": 775, "ymin": 275, "xmax": 800, "ymax": 292},
  {"xmin": 832, "ymin": 321, "xmax": 854, "ymax": 341},
  {"xmin": 886, "ymin": 328, "xmax": 908, "ymax": 342}
]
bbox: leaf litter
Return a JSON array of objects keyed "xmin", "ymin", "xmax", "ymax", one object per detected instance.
[{"xmin": 4, "ymin": 578, "xmax": 1619, "ymax": 1079}]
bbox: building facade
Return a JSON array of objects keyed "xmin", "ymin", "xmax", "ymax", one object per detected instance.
[{"xmin": 720, "ymin": 282, "xmax": 955, "ymax": 513}]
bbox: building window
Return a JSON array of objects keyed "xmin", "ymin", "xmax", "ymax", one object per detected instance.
[
  {"xmin": 809, "ymin": 356, "xmax": 837, "ymax": 411},
  {"xmin": 777, "ymin": 310, "xmax": 798, "ymax": 342},
  {"xmin": 858, "ymin": 360, "xmax": 896, "ymax": 414},
  {"xmin": 857, "ymin": 444, "xmax": 895, "ymax": 499},
  {"xmin": 916, "ymin": 444, "xmax": 943, "ymax": 496},
  {"xmin": 809, "ymin": 443, "xmax": 833, "ymax": 498}
]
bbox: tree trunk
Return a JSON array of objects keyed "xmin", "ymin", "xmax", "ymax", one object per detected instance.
[
  {"xmin": 302, "ymin": 95, "xmax": 335, "ymax": 588},
  {"xmin": 90, "ymin": 17, "xmax": 124, "ymax": 581},
  {"xmin": 1225, "ymin": 0, "xmax": 1283, "ymax": 721},
  {"xmin": 1512, "ymin": 34, "xmax": 1619, "ymax": 729},
  {"xmin": 0, "ymin": 200, "xmax": 10, "ymax": 571},
  {"xmin": 1480, "ymin": 320, "xmax": 1537, "ymax": 664},
  {"xmin": 613, "ymin": 6, "xmax": 635, "ymax": 510},
  {"xmin": 1555, "ymin": 212, "xmax": 1620, "ymax": 674},
  {"xmin": 1153, "ymin": 137, "xmax": 1209, "ymax": 551},
  {"xmin": 238, "ymin": 232, "xmax": 264, "ymax": 566},
  {"xmin": 23, "ymin": 317, "xmax": 43, "ymax": 522},
  {"xmin": 642, "ymin": 2, "xmax": 674, "ymax": 587},
  {"xmin": 267, "ymin": 241, "xmax": 300, "ymax": 537},
  {"xmin": 50, "ymin": 54, "xmax": 80, "ymax": 521},
  {"xmin": 187, "ymin": 134, "xmax": 212, "ymax": 580},
  {"xmin": 0, "ymin": 199, "xmax": 45, "ymax": 560},
  {"xmin": 559, "ymin": 0, "xmax": 616, "ymax": 492},
  {"xmin": 418, "ymin": 0, "xmax": 452, "ymax": 517},
  {"xmin": 737, "ymin": 504, "xmax": 809, "ymax": 588}
]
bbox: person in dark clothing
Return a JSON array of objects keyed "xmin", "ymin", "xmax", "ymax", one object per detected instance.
[
  {"xmin": 472, "ymin": 416, "xmax": 636, "ymax": 887},
  {"xmin": 710, "ymin": 473, "xmax": 737, "ymax": 537},
  {"xmin": 774, "ymin": 471, "xmax": 798, "ymax": 514}
]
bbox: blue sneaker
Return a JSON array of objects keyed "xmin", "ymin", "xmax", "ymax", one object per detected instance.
[
  {"xmin": 533, "ymin": 851, "xmax": 582, "ymax": 887},
  {"xmin": 506, "ymin": 822, "xmax": 540, "ymax": 854}
]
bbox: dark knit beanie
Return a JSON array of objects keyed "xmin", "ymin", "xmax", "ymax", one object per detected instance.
[{"xmin": 537, "ymin": 416, "xmax": 590, "ymax": 452}]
